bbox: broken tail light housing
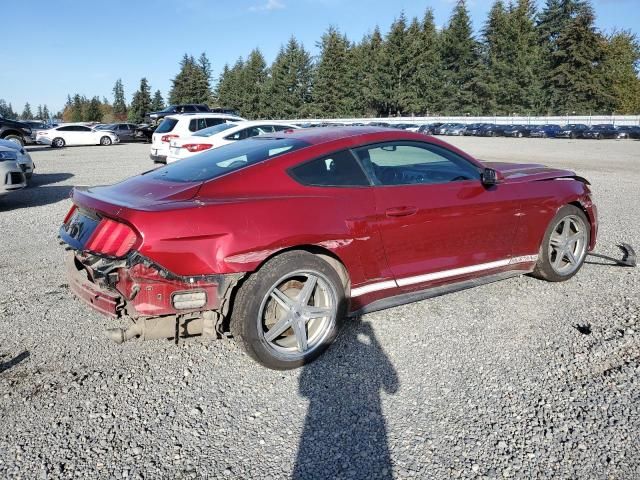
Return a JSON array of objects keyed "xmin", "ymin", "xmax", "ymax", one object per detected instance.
[
  {"xmin": 183, "ymin": 143, "xmax": 213, "ymax": 153},
  {"xmin": 85, "ymin": 218, "xmax": 139, "ymax": 258},
  {"xmin": 63, "ymin": 204, "xmax": 78, "ymax": 224}
]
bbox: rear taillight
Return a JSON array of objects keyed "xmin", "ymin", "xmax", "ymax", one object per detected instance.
[
  {"xmin": 183, "ymin": 143, "xmax": 213, "ymax": 153},
  {"xmin": 85, "ymin": 218, "xmax": 139, "ymax": 257},
  {"xmin": 161, "ymin": 134, "xmax": 179, "ymax": 143},
  {"xmin": 63, "ymin": 204, "xmax": 78, "ymax": 224}
]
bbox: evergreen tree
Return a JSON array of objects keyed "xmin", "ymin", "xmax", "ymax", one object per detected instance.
[
  {"xmin": 85, "ymin": 96, "xmax": 103, "ymax": 122},
  {"xmin": 216, "ymin": 60, "xmax": 246, "ymax": 112},
  {"xmin": 439, "ymin": 0, "xmax": 481, "ymax": 114},
  {"xmin": 169, "ymin": 54, "xmax": 211, "ymax": 104},
  {"xmin": 0, "ymin": 100, "xmax": 17, "ymax": 119},
  {"xmin": 128, "ymin": 77, "xmax": 153, "ymax": 123},
  {"xmin": 151, "ymin": 90, "xmax": 165, "ymax": 111},
  {"xmin": 71, "ymin": 94, "xmax": 84, "ymax": 122},
  {"xmin": 36, "ymin": 105, "xmax": 44, "ymax": 120},
  {"xmin": 112, "ymin": 79, "xmax": 127, "ymax": 119},
  {"xmin": 43, "ymin": 105, "xmax": 50, "ymax": 122},
  {"xmin": 549, "ymin": 4, "xmax": 609, "ymax": 113},
  {"xmin": 21, "ymin": 103, "xmax": 33, "ymax": 120},
  {"xmin": 241, "ymin": 49, "xmax": 268, "ymax": 118},
  {"xmin": 412, "ymin": 10, "xmax": 442, "ymax": 115},
  {"xmin": 311, "ymin": 27, "xmax": 353, "ymax": 117},
  {"xmin": 603, "ymin": 31, "xmax": 640, "ymax": 114},
  {"xmin": 356, "ymin": 27, "xmax": 386, "ymax": 116}
]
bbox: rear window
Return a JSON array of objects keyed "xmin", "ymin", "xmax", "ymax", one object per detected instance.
[
  {"xmin": 155, "ymin": 118, "xmax": 178, "ymax": 133},
  {"xmin": 193, "ymin": 123, "xmax": 236, "ymax": 137},
  {"xmin": 149, "ymin": 137, "xmax": 309, "ymax": 183}
]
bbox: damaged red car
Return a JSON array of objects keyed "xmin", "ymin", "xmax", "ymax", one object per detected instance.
[{"xmin": 60, "ymin": 127, "xmax": 597, "ymax": 369}]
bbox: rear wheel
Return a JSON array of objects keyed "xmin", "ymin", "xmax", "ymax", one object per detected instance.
[
  {"xmin": 100, "ymin": 136, "xmax": 112, "ymax": 146},
  {"xmin": 231, "ymin": 251, "xmax": 345, "ymax": 370},
  {"xmin": 3, "ymin": 135, "xmax": 24, "ymax": 146},
  {"xmin": 52, "ymin": 137, "xmax": 65, "ymax": 148},
  {"xmin": 532, "ymin": 205, "xmax": 590, "ymax": 282},
  {"xmin": 517, "ymin": 132, "xmax": 523, "ymax": 138}
]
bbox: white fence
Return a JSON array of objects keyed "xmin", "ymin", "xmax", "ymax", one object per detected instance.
[{"xmin": 280, "ymin": 115, "xmax": 640, "ymax": 126}]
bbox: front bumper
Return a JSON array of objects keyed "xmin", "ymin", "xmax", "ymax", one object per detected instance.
[{"xmin": 1, "ymin": 168, "xmax": 27, "ymax": 195}]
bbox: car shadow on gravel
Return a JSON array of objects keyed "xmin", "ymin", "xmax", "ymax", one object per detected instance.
[
  {"xmin": 293, "ymin": 319, "xmax": 399, "ymax": 480},
  {"xmin": 0, "ymin": 173, "xmax": 74, "ymax": 211},
  {"xmin": 0, "ymin": 351, "xmax": 30, "ymax": 374}
]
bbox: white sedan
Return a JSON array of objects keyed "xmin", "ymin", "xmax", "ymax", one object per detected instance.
[
  {"xmin": 0, "ymin": 146, "xmax": 27, "ymax": 197},
  {"xmin": 167, "ymin": 121, "xmax": 298, "ymax": 163},
  {"xmin": 36, "ymin": 124, "xmax": 119, "ymax": 148}
]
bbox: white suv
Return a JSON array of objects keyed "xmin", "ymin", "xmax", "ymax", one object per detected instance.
[{"xmin": 150, "ymin": 113, "xmax": 244, "ymax": 163}]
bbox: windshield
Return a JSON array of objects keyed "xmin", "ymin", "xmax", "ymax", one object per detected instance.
[
  {"xmin": 193, "ymin": 123, "xmax": 237, "ymax": 137},
  {"xmin": 148, "ymin": 137, "xmax": 309, "ymax": 183}
]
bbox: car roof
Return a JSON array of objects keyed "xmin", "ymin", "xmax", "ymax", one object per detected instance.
[{"xmin": 165, "ymin": 113, "xmax": 243, "ymax": 121}]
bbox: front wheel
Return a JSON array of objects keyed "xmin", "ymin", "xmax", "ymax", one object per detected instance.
[
  {"xmin": 532, "ymin": 205, "xmax": 590, "ymax": 282},
  {"xmin": 100, "ymin": 136, "xmax": 112, "ymax": 146},
  {"xmin": 231, "ymin": 251, "xmax": 345, "ymax": 369},
  {"xmin": 52, "ymin": 137, "xmax": 65, "ymax": 148}
]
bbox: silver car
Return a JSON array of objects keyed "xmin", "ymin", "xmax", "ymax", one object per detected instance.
[
  {"xmin": 0, "ymin": 139, "xmax": 35, "ymax": 180},
  {"xmin": 0, "ymin": 146, "xmax": 27, "ymax": 197}
]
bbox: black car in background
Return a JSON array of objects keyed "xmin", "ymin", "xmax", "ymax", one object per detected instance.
[
  {"xmin": 95, "ymin": 123, "xmax": 140, "ymax": 141},
  {"xmin": 529, "ymin": 124, "xmax": 561, "ymax": 138},
  {"xmin": 582, "ymin": 124, "xmax": 620, "ymax": 139},
  {"xmin": 503, "ymin": 125, "xmax": 533, "ymax": 138},
  {"xmin": 0, "ymin": 115, "xmax": 32, "ymax": 146},
  {"xmin": 462, "ymin": 123, "xmax": 490, "ymax": 136},
  {"xmin": 148, "ymin": 104, "xmax": 210, "ymax": 121},
  {"xmin": 615, "ymin": 125, "xmax": 640, "ymax": 139},
  {"xmin": 555, "ymin": 124, "xmax": 590, "ymax": 139},
  {"xmin": 418, "ymin": 123, "xmax": 443, "ymax": 134},
  {"xmin": 478, "ymin": 124, "xmax": 508, "ymax": 137}
]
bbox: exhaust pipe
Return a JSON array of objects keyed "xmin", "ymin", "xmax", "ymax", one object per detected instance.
[{"xmin": 106, "ymin": 316, "xmax": 203, "ymax": 344}]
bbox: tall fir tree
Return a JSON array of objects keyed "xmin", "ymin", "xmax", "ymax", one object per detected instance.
[
  {"xmin": 36, "ymin": 105, "xmax": 44, "ymax": 120},
  {"xmin": 169, "ymin": 54, "xmax": 211, "ymax": 105},
  {"xmin": 128, "ymin": 78, "xmax": 153, "ymax": 123},
  {"xmin": 21, "ymin": 103, "xmax": 33, "ymax": 120},
  {"xmin": 112, "ymin": 79, "xmax": 127, "ymax": 119},
  {"xmin": 0, "ymin": 100, "xmax": 18, "ymax": 119},
  {"xmin": 241, "ymin": 49, "xmax": 268, "ymax": 118},
  {"xmin": 311, "ymin": 27, "xmax": 353, "ymax": 117},
  {"xmin": 85, "ymin": 97, "xmax": 103, "ymax": 122},
  {"xmin": 412, "ymin": 10, "xmax": 443, "ymax": 115},
  {"xmin": 439, "ymin": 0, "xmax": 481, "ymax": 114},
  {"xmin": 602, "ymin": 31, "xmax": 640, "ymax": 114},
  {"xmin": 216, "ymin": 60, "xmax": 246, "ymax": 112},
  {"xmin": 151, "ymin": 89, "xmax": 165, "ymax": 111},
  {"xmin": 42, "ymin": 105, "xmax": 50, "ymax": 121}
]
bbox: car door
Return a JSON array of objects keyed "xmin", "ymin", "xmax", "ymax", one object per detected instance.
[{"xmin": 352, "ymin": 141, "xmax": 522, "ymax": 292}]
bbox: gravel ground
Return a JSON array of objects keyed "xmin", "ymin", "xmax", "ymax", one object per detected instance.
[{"xmin": 0, "ymin": 138, "xmax": 638, "ymax": 479}]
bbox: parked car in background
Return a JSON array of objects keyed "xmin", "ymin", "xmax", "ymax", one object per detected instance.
[
  {"xmin": 167, "ymin": 121, "xmax": 298, "ymax": 163},
  {"xmin": 432, "ymin": 123, "xmax": 459, "ymax": 135},
  {"xmin": 417, "ymin": 123, "xmax": 443, "ymax": 135},
  {"xmin": 615, "ymin": 125, "xmax": 640, "ymax": 139},
  {"xmin": 478, "ymin": 124, "xmax": 508, "ymax": 137},
  {"xmin": 0, "ymin": 145, "xmax": 27, "ymax": 196},
  {"xmin": 148, "ymin": 104, "xmax": 210, "ymax": 121},
  {"xmin": 95, "ymin": 123, "xmax": 139, "ymax": 142},
  {"xmin": 0, "ymin": 139, "xmax": 35, "ymax": 180},
  {"xmin": 60, "ymin": 126, "xmax": 597, "ymax": 369},
  {"xmin": 22, "ymin": 120, "xmax": 52, "ymax": 143},
  {"xmin": 393, "ymin": 123, "xmax": 420, "ymax": 132},
  {"xmin": 37, "ymin": 125, "xmax": 119, "ymax": 148},
  {"xmin": 462, "ymin": 123, "xmax": 490, "ymax": 136},
  {"xmin": 582, "ymin": 124, "xmax": 620, "ymax": 140},
  {"xmin": 529, "ymin": 124, "xmax": 561, "ymax": 138},
  {"xmin": 503, "ymin": 125, "xmax": 533, "ymax": 138},
  {"xmin": 0, "ymin": 115, "xmax": 32, "ymax": 146},
  {"xmin": 150, "ymin": 113, "xmax": 245, "ymax": 163},
  {"xmin": 555, "ymin": 124, "xmax": 590, "ymax": 139},
  {"xmin": 444, "ymin": 124, "xmax": 467, "ymax": 136}
]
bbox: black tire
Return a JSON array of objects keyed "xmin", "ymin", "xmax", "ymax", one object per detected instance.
[
  {"xmin": 100, "ymin": 136, "xmax": 112, "ymax": 146},
  {"xmin": 532, "ymin": 205, "xmax": 590, "ymax": 282},
  {"xmin": 52, "ymin": 137, "xmax": 65, "ymax": 148},
  {"xmin": 517, "ymin": 132, "xmax": 523, "ymax": 138},
  {"xmin": 3, "ymin": 135, "xmax": 24, "ymax": 146},
  {"xmin": 231, "ymin": 251, "xmax": 346, "ymax": 370},
  {"xmin": 570, "ymin": 132, "xmax": 577, "ymax": 139}
]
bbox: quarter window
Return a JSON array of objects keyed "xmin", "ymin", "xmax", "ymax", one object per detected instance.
[
  {"xmin": 290, "ymin": 150, "xmax": 369, "ymax": 187},
  {"xmin": 353, "ymin": 142, "xmax": 480, "ymax": 186}
]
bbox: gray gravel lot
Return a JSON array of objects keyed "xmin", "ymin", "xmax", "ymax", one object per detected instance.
[{"xmin": 0, "ymin": 138, "xmax": 638, "ymax": 479}]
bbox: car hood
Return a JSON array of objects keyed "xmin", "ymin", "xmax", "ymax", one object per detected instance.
[
  {"xmin": 73, "ymin": 174, "xmax": 203, "ymax": 213},
  {"xmin": 483, "ymin": 161, "xmax": 576, "ymax": 183}
]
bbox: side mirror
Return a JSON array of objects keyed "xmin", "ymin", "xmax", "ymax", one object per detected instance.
[{"xmin": 481, "ymin": 168, "xmax": 501, "ymax": 186}]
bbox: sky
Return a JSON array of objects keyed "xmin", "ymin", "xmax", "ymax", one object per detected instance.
[{"xmin": 2, "ymin": 0, "xmax": 638, "ymax": 114}]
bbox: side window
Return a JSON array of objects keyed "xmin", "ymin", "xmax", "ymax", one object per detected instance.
[
  {"xmin": 205, "ymin": 118, "xmax": 224, "ymax": 128},
  {"xmin": 289, "ymin": 150, "xmax": 370, "ymax": 187},
  {"xmin": 57, "ymin": 126, "xmax": 74, "ymax": 132},
  {"xmin": 225, "ymin": 128, "xmax": 248, "ymax": 141},
  {"xmin": 246, "ymin": 126, "xmax": 273, "ymax": 138},
  {"xmin": 189, "ymin": 119, "xmax": 208, "ymax": 132},
  {"xmin": 75, "ymin": 126, "xmax": 91, "ymax": 132},
  {"xmin": 273, "ymin": 125, "xmax": 291, "ymax": 132},
  {"xmin": 353, "ymin": 142, "xmax": 480, "ymax": 186},
  {"xmin": 183, "ymin": 105, "xmax": 196, "ymax": 112}
]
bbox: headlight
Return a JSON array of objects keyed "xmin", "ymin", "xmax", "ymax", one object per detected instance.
[{"xmin": 0, "ymin": 150, "xmax": 18, "ymax": 161}]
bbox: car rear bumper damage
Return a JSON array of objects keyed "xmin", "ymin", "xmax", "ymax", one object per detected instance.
[{"xmin": 65, "ymin": 250, "xmax": 244, "ymax": 342}]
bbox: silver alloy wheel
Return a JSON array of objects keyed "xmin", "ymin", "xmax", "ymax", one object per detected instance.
[
  {"xmin": 101, "ymin": 136, "xmax": 112, "ymax": 145},
  {"xmin": 54, "ymin": 138, "xmax": 64, "ymax": 147},
  {"xmin": 258, "ymin": 270, "xmax": 337, "ymax": 361},
  {"xmin": 548, "ymin": 214, "xmax": 588, "ymax": 276}
]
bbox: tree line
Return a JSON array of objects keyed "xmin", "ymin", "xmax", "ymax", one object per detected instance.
[{"xmin": 5, "ymin": 0, "xmax": 640, "ymax": 123}]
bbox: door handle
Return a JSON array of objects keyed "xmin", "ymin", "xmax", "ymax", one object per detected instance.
[{"xmin": 385, "ymin": 206, "xmax": 418, "ymax": 217}]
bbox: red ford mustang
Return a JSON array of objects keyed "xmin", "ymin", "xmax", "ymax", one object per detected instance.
[{"xmin": 60, "ymin": 127, "xmax": 597, "ymax": 369}]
